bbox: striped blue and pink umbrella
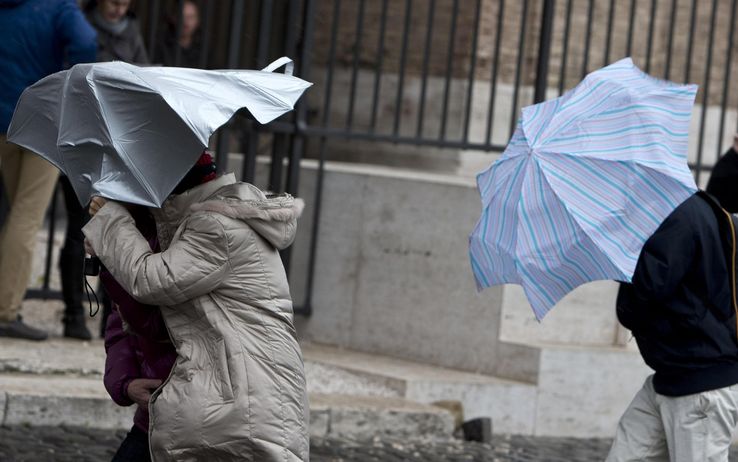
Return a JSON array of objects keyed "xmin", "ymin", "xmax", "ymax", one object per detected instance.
[{"xmin": 469, "ymin": 58, "xmax": 698, "ymax": 320}]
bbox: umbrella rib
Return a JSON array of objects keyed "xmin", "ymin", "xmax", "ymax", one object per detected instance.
[
  {"xmin": 88, "ymin": 76, "xmax": 162, "ymax": 205},
  {"xmin": 533, "ymin": 158, "xmax": 640, "ymax": 272}
]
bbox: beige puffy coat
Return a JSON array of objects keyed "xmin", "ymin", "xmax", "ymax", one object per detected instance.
[{"xmin": 83, "ymin": 174, "xmax": 309, "ymax": 461}]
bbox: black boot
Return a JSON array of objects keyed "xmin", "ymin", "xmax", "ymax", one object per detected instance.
[
  {"xmin": 59, "ymin": 176, "xmax": 91, "ymax": 341},
  {"xmin": 63, "ymin": 310, "xmax": 92, "ymax": 340}
]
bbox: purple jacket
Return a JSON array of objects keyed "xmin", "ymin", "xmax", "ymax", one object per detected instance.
[{"xmin": 102, "ymin": 209, "xmax": 176, "ymax": 432}]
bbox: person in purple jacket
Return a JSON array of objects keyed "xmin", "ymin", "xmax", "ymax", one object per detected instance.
[{"xmin": 100, "ymin": 205, "xmax": 176, "ymax": 462}]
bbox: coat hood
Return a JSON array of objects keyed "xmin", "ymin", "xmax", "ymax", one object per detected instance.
[
  {"xmin": 155, "ymin": 174, "xmax": 304, "ymax": 249},
  {"xmin": 158, "ymin": 173, "xmax": 304, "ymax": 250},
  {"xmin": 191, "ymin": 183, "xmax": 304, "ymax": 250}
]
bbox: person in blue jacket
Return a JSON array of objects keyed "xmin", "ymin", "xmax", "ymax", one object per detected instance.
[
  {"xmin": 607, "ymin": 192, "xmax": 738, "ymax": 461},
  {"xmin": 0, "ymin": 0, "xmax": 96, "ymax": 341}
]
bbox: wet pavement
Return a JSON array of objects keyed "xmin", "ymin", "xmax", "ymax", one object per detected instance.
[
  {"xmin": 0, "ymin": 424, "xmax": 685, "ymax": 462},
  {"xmin": 4, "ymin": 424, "xmax": 738, "ymax": 461}
]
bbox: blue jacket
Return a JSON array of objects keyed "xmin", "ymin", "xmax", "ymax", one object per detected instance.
[
  {"xmin": 0, "ymin": 0, "xmax": 97, "ymax": 133},
  {"xmin": 617, "ymin": 193, "xmax": 738, "ymax": 396}
]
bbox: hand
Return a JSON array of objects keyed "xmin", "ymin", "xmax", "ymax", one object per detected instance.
[
  {"xmin": 126, "ymin": 378, "xmax": 162, "ymax": 409},
  {"xmin": 84, "ymin": 238, "xmax": 96, "ymax": 256},
  {"xmin": 89, "ymin": 196, "xmax": 108, "ymax": 217}
]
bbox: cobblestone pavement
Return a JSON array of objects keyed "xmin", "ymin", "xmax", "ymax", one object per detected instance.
[{"xmin": 4, "ymin": 425, "xmax": 738, "ymax": 461}]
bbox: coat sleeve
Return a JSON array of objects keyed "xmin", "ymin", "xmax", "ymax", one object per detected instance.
[
  {"xmin": 54, "ymin": 0, "xmax": 97, "ymax": 65},
  {"xmin": 104, "ymin": 310, "xmax": 139, "ymax": 407},
  {"xmin": 83, "ymin": 201, "xmax": 230, "ymax": 306},
  {"xmin": 630, "ymin": 209, "xmax": 697, "ymax": 301}
]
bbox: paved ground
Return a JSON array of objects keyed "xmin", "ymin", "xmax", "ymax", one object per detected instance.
[{"xmin": 9, "ymin": 424, "xmax": 729, "ymax": 462}]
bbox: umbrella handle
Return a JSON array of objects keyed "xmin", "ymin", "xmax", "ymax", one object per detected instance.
[{"xmin": 261, "ymin": 57, "xmax": 294, "ymax": 76}]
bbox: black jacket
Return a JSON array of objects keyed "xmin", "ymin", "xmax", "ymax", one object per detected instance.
[{"xmin": 617, "ymin": 193, "xmax": 738, "ymax": 396}]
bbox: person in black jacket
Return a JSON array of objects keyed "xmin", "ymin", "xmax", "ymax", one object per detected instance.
[{"xmin": 606, "ymin": 192, "xmax": 738, "ymax": 461}]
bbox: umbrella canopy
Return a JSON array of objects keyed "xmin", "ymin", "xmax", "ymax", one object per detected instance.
[
  {"xmin": 469, "ymin": 57, "xmax": 698, "ymax": 320},
  {"xmin": 7, "ymin": 57, "xmax": 311, "ymax": 207}
]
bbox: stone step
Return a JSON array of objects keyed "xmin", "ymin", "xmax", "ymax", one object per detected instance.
[
  {"xmin": 0, "ymin": 337, "xmax": 533, "ymax": 434},
  {"xmin": 496, "ymin": 340, "xmax": 652, "ymax": 438},
  {"xmin": 0, "ymin": 374, "xmax": 453, "ymax": 440},
  {"xmin": 303, "ymin": 343, "xmax": 537, "ymax": 435}
]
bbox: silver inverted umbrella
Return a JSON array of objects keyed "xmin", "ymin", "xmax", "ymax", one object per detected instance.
[{"xmin": 7, "ymin": 57, "xmax": 311, "ymax": 207}]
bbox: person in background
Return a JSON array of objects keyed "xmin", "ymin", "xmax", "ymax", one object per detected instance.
[
  {"xmin": 706, "ymin": 134, "xmax": 738, "ymax": 213},
  {"xmin": 84, "ymin": 0, "xmax": 148, "ymax": 63},
  {"xmin": 155, "ymin": 0, "xmax": 204, "ymax": 68},
  {"xmin": 0, "ymin": 0, "xmax": 96, "ymax": 341}
]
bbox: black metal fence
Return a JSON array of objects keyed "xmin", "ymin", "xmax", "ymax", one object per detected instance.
[{"xmin": 10, "ymin": 0, "xmax": 738, "ymax": 314}]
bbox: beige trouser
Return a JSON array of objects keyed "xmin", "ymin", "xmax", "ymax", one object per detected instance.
[
  {"xmin": 607, "ymin": 375, "xmax": 738, "ymax": 462},
  {"xmin": 0, "ymin": 135, "xmax": 59, "ymax": 322}
]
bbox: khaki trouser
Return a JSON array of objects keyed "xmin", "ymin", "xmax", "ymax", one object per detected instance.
[
  {"xmin": 607, "ymin": 375, "xmax": 738, "ymax": 462},
  {"xmin": 0, "ymin": 135, "xmax": 59, "ymax": 322}
]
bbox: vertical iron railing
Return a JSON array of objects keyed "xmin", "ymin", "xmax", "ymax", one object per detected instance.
[{"xmin": 17, "ymin": 0, "xmax": 738, "ymax": 314}]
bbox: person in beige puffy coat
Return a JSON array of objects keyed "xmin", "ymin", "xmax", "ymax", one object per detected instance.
[{"xmin": 83, "ymin": 170, "xmax": 309, "ymax": 461}]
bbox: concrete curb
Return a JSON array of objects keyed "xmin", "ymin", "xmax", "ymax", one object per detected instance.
[{"xmin": 0, "ymin": 375, "xmax": 454, "ymax": 440}]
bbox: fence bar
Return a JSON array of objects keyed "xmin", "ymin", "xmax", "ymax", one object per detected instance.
[
  {"xmin": 695, "ymin": 0, "xmax": 719, "ymax": 183},
  {"xmin": 174, "ymin": 0, "xmax": 185, "ymax": 66},
  {"xmin": 285, "ymin": 0, "xmax": 314, "ymax": 197},
  {"xmin": 284, "ymin": 0, "xmax": 299, "ymax": 57},
  {"xmin": 215, "ymin": 126, "xmax": 231, "ymax": 174},
  {"xmin": 228, "ymin": 0, "xmax": 245, "ymax": 68},
  {"xmin": 393, "ymin": 0, "xmax": 413, "ymax": 137},
  {"xmin": 534, "ymin": 0, "xmax": 555, "ymax": 103},
  {"xmin": 369, "ymin": 0, "xmax": 389, "ymax": 133},
  {"xmin": 42, "ymin": 185, "xmax": 58, "ymax": 293},
  {"xmin": 256, "ymin": 0, "xmax": 274, "ymax": 69},
  {"xmin": 416, "ymin": 0, "xmax": 437, "ymax": 137},
  {"xmin": 297, "ymin": 0, "xmax": 342, "ymax": 316},
  {"xmin": 661, "ymin": 0, "xmax": 678, "ymax": 80},
  {"xmin": 439, "ymin": 0, "xmax": 459, "ymax": 141},
  {"xmin": 485, "ymin": 0, "xmax": 505, "ymax": 144},
  {"xmin": 626, "ymin": 0, "xmax": 636, "ymax": 57},
  {"xmin": 269, "ymin": 134, "xmax": 288, "ymax": 191},
  {"xmin": 268, "ymin": 121, "xmax": 508, "ymax": 151},
  {"xmin": 645, "ymin": 0, "xmax": 657, "ymax": 73},
  {"xmin": 217, "ymin": 0, "xmax": 247, "ymax": 173},
  {"xmin": 346, "ymin": 0, "xmax": 366, "ymax": 130},
  {"xmin": 147, "ymin": 0, "xmax": 161, "ymax": 56},
  {"xmin": 685, "ymin": 0, "xmax": 698, "ymax": 82},
  {"xmin": 718, "ymin": 0, "xmax": 737, "ymax": 157},
  {"xmin": 510, "ymin": 0, "xmax": 530, "ymax": 137},
  {"xmin": 559, "ymin": 0, "xmax": 573, "ymax": 95},
  {"xmin": 241, "ymin": 122, "xmax": 259, "ymax": 183},
  {"xmin": 462, "ymin": 0, "xmax": 483, "ymax": 143},
  {"xmin": 283, "ymin": 0, "xmax": 314, "ymax": 283},
  {"xmin": 199, "ymin": 0, "xmax": 215, "ymax": 68},
  {"xmin": 279, "ymin": 0, "xmax": 306, "ymax": 292},
  {"xmin": 322, "ymin": 0, "xmax": 341, "ymax": 130},
  {"xmin": 604, "ymin": 0, "xmax": 616, "ymax": 65},
  {"xmin": 581, "ymin": 0, "xmax": 594, "ymax": 79}
]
